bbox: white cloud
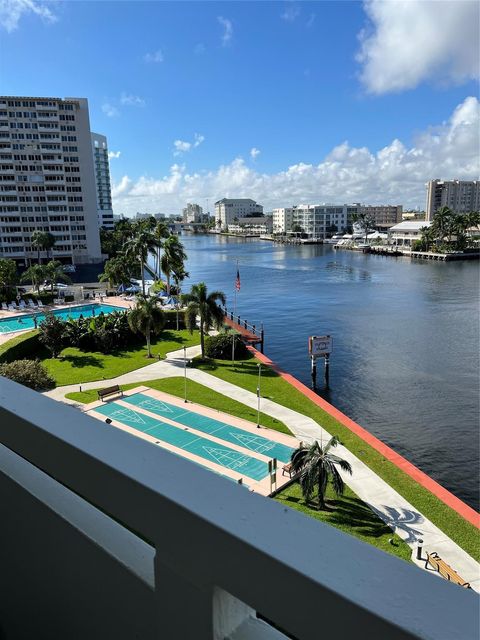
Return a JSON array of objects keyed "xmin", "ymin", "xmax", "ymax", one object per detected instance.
[
  {"xmin": 0, "ymin": 0, "xmax": 56, "ymax": 32},
  {"xmin": 357, "ymin": 0, "xmax": 480, "ymax": 94},
  {"xmin": 173, "ymin": 133, "xmax": 205, "ymax": 156},
  {"xmin": 112, "ymin": 97, "xmax": 480, "ymax": 216},
  {"xmin": 120, "ymin": 92, "xmax": 145, "ymax": 107},
  {"xmin": 108, "ymin": 150, "xmax": 121, "ymax": 159},
  {"xmin": 250, "ymin": 147, "xmax": 261, "ymax": 160},
  {"xmin": 102, "ymin": 103, "xmax": 119, "ymax": 118},
  {"xmin": 281, "ymin": 3, "xmax": 300, "ymax": 22},
  {"xmin": 217, "ymin": 16, "xmax": 232, "ymax": 46},
  {"xmin": 144, "ymin": 49, "xmax": 163, "ymax": 63}
]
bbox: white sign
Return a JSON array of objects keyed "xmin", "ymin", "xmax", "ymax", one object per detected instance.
[{"xmin": 309, "ymin": 335, "xmax": 333, "ymax": 357}]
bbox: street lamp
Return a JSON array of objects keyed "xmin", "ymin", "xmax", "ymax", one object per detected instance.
[
  {"xmin": 256, "ymin": 363, "xmax": 262, "ymax": 428},
  {"xmin": 184, "ymin": 346, "xmax": 187, "ymax": 403}
]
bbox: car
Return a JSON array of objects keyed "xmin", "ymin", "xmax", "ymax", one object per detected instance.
[{"xmin": 62, "ymin": 264, "xmax": 76, "ymax": 273}]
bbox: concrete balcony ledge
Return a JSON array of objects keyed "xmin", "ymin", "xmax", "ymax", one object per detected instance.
[{"xmin": 0, "ymin": 377, "xmax": 478, "ymax": 640}]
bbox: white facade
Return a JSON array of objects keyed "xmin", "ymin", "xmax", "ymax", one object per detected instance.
[
  {"xmin": 272, "ymin": 207, "xmax": 294, "ymax": 234},
  {"xmin": 214, "ymin": 198, "xmax": 263, "ymax": 229},
  {"xmin": 0, "ymin": 96, "xmax": 102, "ymax": 264},
  {"xmin": 228, "ymin": 216, "xmax": 273, "ymax": 235},
  {"xmin": 388, "ymin": 221, "xmax": 431, "ymax": 246},
  {"xmin": 290, "ymin": 204, "xmax": 349, "ymax": 240},
  {"xmin": 182, "ymin": 202, "xmax": 203, "ymax": 224},
  {"xmin": 91, "ymin": 132, "xmax": 114, "ymax": 230},
  {"xmin": 426, "ymin": 180, "xmax": 480, "ymax": 221}
]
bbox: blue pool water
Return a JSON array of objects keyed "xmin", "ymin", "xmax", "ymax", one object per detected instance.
[
  {"xmin": 0, "ymin": 303, "xmax": 125, "ymax": 334},
  {"xmin": 91, "ymin": 401, "xmax": 270, "ymax": 481},
  {"xmin": 123, "ymin": 392, "xmax": 294, "ymax": 463}
]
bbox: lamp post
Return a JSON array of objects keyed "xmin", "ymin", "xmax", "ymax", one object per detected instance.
[
  {"xmin": 256, "ymin": 363, "xmax": 262, "ymax": 428},
  {"xmin": 183, "ymin": 346, "xmax": 187, "ymax": 403}
]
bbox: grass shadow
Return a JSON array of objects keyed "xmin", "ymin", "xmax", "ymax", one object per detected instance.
[
  {"xmin": 326, "ymin": 495, "xmax": 392, "ymax": 539},
  {"xmin": 61, "ymin": 354, "xmax": 105, "ymax": 369}
]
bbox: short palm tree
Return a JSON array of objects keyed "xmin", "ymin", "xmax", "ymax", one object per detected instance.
[
  {"xmin": 127, "ymin": 295, "xmax": 165, "ymax": 358},
  {"xmin": 124, "ymin": 230, "xmax": 160, "ymax": 295},
  {"xmin": 290, "ymin": 437, "xmax": 352, "ymax": 510},
  {"xmin": 99, "ymin": 256, "xmax": 132, "ymax": 290},
  {"xmin": 44, "ymin": 260, "xmax": 71, "ymax": 295},
  {"xmin": 160, "ymin": 236, "xmax": 187, "ymax": 295},
  {"xmin": 21, "ymin": 263, "xmax": 46, "ymax": 293},
  {"xmin": 183, "ymin": 282, "xmax": 226, "ymax": 358}
]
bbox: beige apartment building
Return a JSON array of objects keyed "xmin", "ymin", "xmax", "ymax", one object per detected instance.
[
  {"xmin": 358, "ymin": 204, "xmax": 403, "ymax": 230},
  {"xmin": 182, "ymin": 202, "xmax": 203, "ymax": 224},
  {"xmin": 426, "ymin": 179, "xmax": 480, "ymax": 221},
  {"xmin": 215, "ymin": 198, "xmax": 263, "ymax": 229},
  {"xmin": 0, "ymin": 96, "xmax": 104, "ymax": 265}
]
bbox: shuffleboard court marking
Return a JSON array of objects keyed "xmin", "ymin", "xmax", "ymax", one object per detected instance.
[
  {"xmin": 110, "ymin": 407, "xmax": 148, "ymax": 425},
  {"xmin": 230, "ymin": 432, "xmax": 276, "ymax": 454},
  {"xmin": 136, "ymin": 398, "xmax": 174, "ymax": 414},
  {"xmin": 203, "ymin": 446, "xmax": 252, "ymax": 471}
]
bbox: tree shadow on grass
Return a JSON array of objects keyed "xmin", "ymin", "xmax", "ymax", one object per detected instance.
[
  {"xmin": 155, "ymin": 330, "xmax": 189, "ymax": 345},
  {"xmin": 62, "ymin": 354, "xmax": 105, "ymax": 369}
]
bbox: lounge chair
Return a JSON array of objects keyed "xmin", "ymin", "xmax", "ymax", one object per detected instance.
[
  {"xmin": 27, "ymin": 299, "xmax": 36, "ymax": 308},
  {"xmin": 11, "ymin": 302, "xmax": 19, "ymax": 310},
  {"xmin": 37, "ymin": 300, "xmax": 45, "ymax": 309},
  {"xmin": 19, "ymin": 300, "xmax": 26, "ymax": 309},
  {"xmin": 1, "ymin": 302, "xmax": 7, "ymax": 311},
  {"xmin": 7, "ymin": 304, "xmax": 15, "ymax": 312}
]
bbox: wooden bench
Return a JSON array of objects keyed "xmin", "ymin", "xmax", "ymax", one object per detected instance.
[
  {"xmin": 98, "ymin": 385, "xmax": 123, "ymax": 402},
  {"xmin": 282, "ymin": 462, "xmax": 294, "ymax": 478},
  {"xmin": 425, "ymin": 552, "xmax": 471, "ymax": 588}
]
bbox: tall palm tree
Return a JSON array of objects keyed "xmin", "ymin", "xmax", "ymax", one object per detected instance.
[
  {"xmin": 431, "ymin": 206, "xmax": 455, "ymax": 244},
  {"xmin": 160, "ymin": 236, "xmax": 187, "ymax": 295},
  {"xmin": 21, "ymin": 264, "xmax": 46, "ymax": 293},
  {"xmin": 352, "ymin": 213, "xmax": 376, "ymax": 244},
  {"xmin": 290, "ymin": 437, "xmax": 352, "ymax": 510},
  {"xmin": 98, "ymin": 256, "xmax": 132, "ymax": 290},
  {"xmin": 43, "ymin": 232, "xmax": 57, "ymax": 260},
  {"xmin": 127, "ymin": 295, "xmax": 165, "ymax": 358},
  {"xmin": 420, "ymin": 225, "xmax": 435, "ymax": 252},
  {"xmin": 124, "ymin": 229, "xmax": 160, "ymax": 295},
  {"xmin": 172, "ymin": 265, "xmax": 189, "ymax": 330},
  {"xmin": 43, "ymin": 260, "xmax": 71, "ymax": 295},
  {"xmin": 30, "ymin": 230, "xmax": 50, "ymax": 264},
  {"xmin": 153, "ymin": 220, "xmax": 170, "ymax": 278},
  {"xmin": 183, "ymin": 282, "xmax": 226, "ymax": 358}
]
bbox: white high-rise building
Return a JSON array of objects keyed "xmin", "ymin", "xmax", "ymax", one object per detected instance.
[
  {"xmin": 91, "ymin": 133, "xmax": 114, "ymax": 230},
  {"xmin": 182, "ymin": 202, "xmax": 203, "ymax": 223},
  {"xmin": 426, "ymin": 179, "xmax": 480, "ymax": 221},
  {"xmin": 0, "ymin": 96, "xmax": 103, "ymax": 265},
  {"xmin": 214, "ymin": 198, "xmax": 263, "ymax": 229},
  {"xmin": 272, "ymin": 208, "xmax": 294, "ymax": 234}
]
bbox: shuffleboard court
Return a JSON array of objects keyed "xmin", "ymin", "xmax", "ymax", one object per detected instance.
[
  {"xmin": 122, "ymin": 392, "xmax": 294, "ymax": 462},
  {"xmin": 91, "ymin": 402, "xmax": 268, "ymax": 481}
]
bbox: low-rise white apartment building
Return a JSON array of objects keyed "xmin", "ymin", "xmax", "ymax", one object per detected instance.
[
  {"xmin": 182, "ymin": 202, "xmax": 203, "ymax": 223},
  {"xmin": 0, "ymin": 96, "xmax": 103, "ymax": 264},
  {"xmin": 272, "ymin": 207, "xmax": 294, "ymax": 234},
  {"xmin": 215, "ymin": 198, "xmax": 263, "ymax": 229},
  {"xmin": 388, "ymin": 220, "xmax": 430, "ymax": 246},
  {"xmin": 228, "ymin": 216, "xmax": 273, "ymax": 235},
  {"xmin": 426, "ymin": 179, "xmax": 480, "ymax": 220},
  {"xmin": 91, "ymin": 132, "xmax": 114, "ymax": 230}
]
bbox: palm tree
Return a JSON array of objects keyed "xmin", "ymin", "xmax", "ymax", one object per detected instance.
[
  {"xmin": 172, "ymin": 265, "xmax": 189, "ymax": 330},
  {"xmin": 431, "ymin": 206, "xmax": 454, "ymax": 244},
  {"xmin": 420, "ymin": 225, "xmax": 435, "ymax": 252},
  {"xmin": 352, "ymin": 213, "xmax": 376, "ymax": 244},
  {"xmin": 127, "ymin": 295, "xmax": 166, "ymax": 358},
  {"xmin": 43, "ymin": 260, "xmax": 71, "ymax": 295},
  {"xmin": 160, "ymin": 236, "xmax": 187, "ymax": 295},
  {"xmin": 0, "ymin": 258, "xmax": 18, "ymax": 298},
  {"xmin": 30, "ymin": 230, "xmax": 50, "ymax": 264},
  {"xmin": 290, "ymin": 437, "xmax": 352, "ymax": 510},
  {"xmin": 21, "ymin": 264, "xmax": 46, "ymax": 293},
  {"xmin": 153, "ymin": 220, "xmax": 170, "ymax": 278},
  {"xmin": 183, "ymin": 282, "xmax": 226, "ymax": 358},
  {"xmin": 124, "ymin": 229, "xmax": 160, "ymax": 295},
  {"xmin": 43, "ymin": 232, "xmax": 57, "ymax": 260},
  {"xmin": 98, "ymin": 256, "xmax": 132, "ymax": 290}
]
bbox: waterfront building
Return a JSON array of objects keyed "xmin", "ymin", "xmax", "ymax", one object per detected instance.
[
  {"xmin": 215, "ymin": 198, "xmax": 263, "ymax": 229},
  {"xmin": 182, "ymin": 202, "xmax": 203, "ymax": 224},
  {"xmin": 228, "ymin": 216, "xmax": 273, "ymax": 235},
  {"xmin": 0, "ymin": 96, "xmax": 102, "ymax": 265},
  {"xmin": 403, "ymin": 210, "xmax": 426, "ymax": 221},
  {"xmin": 272, "ymin": 207, "xmax": 294, "ymax": 234},
  {"xmin": 388, "ymin": 220, "xmax": 431, "ymax": 247},
  {"xmin": 426, "ymin": 180, "xmax": 480, "ymax": 221},
  {"xmin": 289, "ymin": 204, "xmax": 349, "ymax": 240},
  {"xmin": 357, "ymin": 204, "xmax": 403, "ymax": 231},
  {"xmin": 91, "ymin": 133, "xmax": 114, "ymax": 230}
]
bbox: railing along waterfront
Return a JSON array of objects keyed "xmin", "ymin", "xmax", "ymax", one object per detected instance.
[
  {"xmin": 222, "ymin": 305, "xmax": 265, "ymax": 353},
  {"xmin": 0, "ymin": 377, "xmax": 478, "ymax": 639}
]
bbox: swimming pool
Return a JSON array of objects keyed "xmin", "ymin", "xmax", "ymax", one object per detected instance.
[{"xmin": 0, "ymin": 303, "xmax": 126, "ymax": 334}]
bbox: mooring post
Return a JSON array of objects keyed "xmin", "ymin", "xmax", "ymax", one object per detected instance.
[
  {"xmin": 324, "ymin": 354, "xmax": 330, "ymax": 388},
  {"xmin": 311, "ymin": 356, "xmax": 317, "ymax": 389},
  {"xmin": 260, "ymin": 324, "xmax": 264, "ymax": 353}
]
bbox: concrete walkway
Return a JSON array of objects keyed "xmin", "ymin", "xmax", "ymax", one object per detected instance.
[{"xmin": 44, "ymin": 348, "xmax": 480, "ymax": 592}]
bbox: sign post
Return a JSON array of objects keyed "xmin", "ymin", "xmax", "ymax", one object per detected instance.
[{"xmin": 309, "ymin": 335, "xmax": 333, "ymax": 389}]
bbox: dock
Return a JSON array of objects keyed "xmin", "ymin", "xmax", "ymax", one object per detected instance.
[{"xmin": 222, "ymin": 307, "xmax": 265, "ymax": 353}]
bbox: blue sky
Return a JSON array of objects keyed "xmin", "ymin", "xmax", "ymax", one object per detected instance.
[{"xmin": 1, "ymin": 1, "xmax": 479, "ymax": 214}]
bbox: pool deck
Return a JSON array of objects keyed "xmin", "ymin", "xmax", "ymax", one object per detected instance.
[
  {"xmin": 84, "ymin": 385, "xmax": 298, "ymax": 496},
  {"xmin": 0, "ymin": 296, "xmax": 133, "ymax": 345}
]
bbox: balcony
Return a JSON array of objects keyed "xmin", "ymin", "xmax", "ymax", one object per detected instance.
[{"xmin": 0, "ymin": 377, "xmax": 478, "ymax": 640}]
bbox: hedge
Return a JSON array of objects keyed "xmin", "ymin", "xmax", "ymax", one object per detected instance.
[{"xmin": 0, "ymin": 330, "xmax": 41, "ymax": 363}]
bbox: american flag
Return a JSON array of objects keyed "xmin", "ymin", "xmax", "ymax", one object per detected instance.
[{"xmin": 235, "ymin": 266, "xmax": 241, "ymax": 291}]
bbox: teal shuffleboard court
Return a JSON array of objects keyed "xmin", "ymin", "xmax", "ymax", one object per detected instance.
[
  {"xmin": 122, "ymin": 392, "xmax": 294, "ymax": 463},
  {"xmin": 91, "ymin": 402, "xmax": 268, "ymax": 481}
]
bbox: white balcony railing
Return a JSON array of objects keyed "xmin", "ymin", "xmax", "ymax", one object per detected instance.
[{"xmin": 0, "ymin": 377, "xmax": 478, "ymax": 640}]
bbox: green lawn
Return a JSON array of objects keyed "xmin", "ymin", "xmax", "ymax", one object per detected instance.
[
  {"xmin": 194, "ymin": 355, "xmax": 480, "ymax": 562},
  {"xmin": 65, "ymin": 376, "xmax": 290, "ymax": 434},
  {"xmin": 43, "ymin": 330, "xmax": 200, "ymax": 386},
  {"xmin": 276, "ymin": 483, "xmax": 412, "ymax": 562}
]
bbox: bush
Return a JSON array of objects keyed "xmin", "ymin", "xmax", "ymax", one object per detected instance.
[
  {"xmin": 204, "ymin": 332, "xmax": 248, "ymax": 359},
  {"xmin": 38, "ymin": 313, "xmax": 65, "ymax": 358},
  {"xmin": 0, "ymin": 330, "xmax": 41, "ymax": 363},
  {"xmin": 0, "ymin": 359, "xmax": 55, "ymax": 390}
]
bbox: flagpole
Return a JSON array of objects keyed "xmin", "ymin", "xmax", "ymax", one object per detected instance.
[{"xmin": 232, "ymin": 260, "xmax": 238, "ymax": 367}]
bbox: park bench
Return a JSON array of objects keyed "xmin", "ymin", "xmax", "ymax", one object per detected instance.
[
  {"xmin": 425, "ymin": 552, "xmax": 471, "ymax": 588},
  {"xmin": 282, "ymin": 462, "xmax": 294, "ymax": 478},
  {"xmin": 98, "ymin": 385, "xmax": 123, "ymax": 402}
]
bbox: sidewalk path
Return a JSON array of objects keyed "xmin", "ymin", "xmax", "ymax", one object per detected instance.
[{"xmin": 45, "ymin": 348, "xmax": 480, "ymax": 592}]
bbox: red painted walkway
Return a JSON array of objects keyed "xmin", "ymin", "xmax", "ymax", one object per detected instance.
[{"xmin": 247, "ymin": 345, "xmax": 480, "ymax": 529}]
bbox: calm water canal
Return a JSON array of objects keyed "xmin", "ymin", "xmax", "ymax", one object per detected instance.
[{"xmin": 177, "ymin": 234, "xmax": 479, "ymax": 510}]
